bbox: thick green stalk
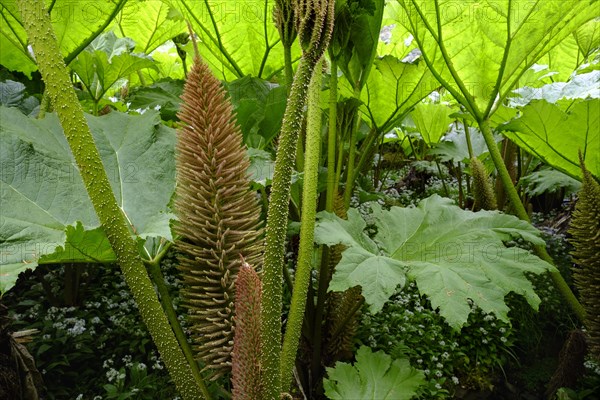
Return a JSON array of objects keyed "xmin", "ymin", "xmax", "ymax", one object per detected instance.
[
  {"xmin": 477, "ymin": 118, "xmax": 585, "ymax": 321},
  {"xmin": 462, "ymin": 118, "xmax": 474, "ymax": 159},
  {"xmin": 144, "ymin": 254, "xmax": 205, "ymax": 393},
  {"xmin": 348, "ymin": 126, "xmax": 378, "ymax": 196},
  {"xmin": 261, "ymin": 57, "xmax": 317, "ymax": 400},
  {"xmin": 280, "ymin": 60, "xmax": 323, "ymax": 391},
  {"xmin": 18, "ymin": 1, "xmax": 209, "ymax": 398},
  {"xmin": 342, "ymin": 119, "xmax": 359, "ymax": 209},
  {"xmin": 326, "ymin": 57, "xmax": 338, "ymax": 212},
  {"xmin": 284, "ymin": 44, "xmax": 294, "ymax": 92},
  {"xmin": 37, "ymin": 92, "xmax": 50, "ymax": 119}
]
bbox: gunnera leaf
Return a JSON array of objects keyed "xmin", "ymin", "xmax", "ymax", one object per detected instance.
[
  {"xmin": 174, "ymin": 57, "xmax": 264, "ymax": 378},
  {"xmin": 231, "ymin": 260, "xmax": 262, "ymax": 400},
  {"xmin": 314, "ymin": 194, "xmax": 556, "ymax": 329},
  {"xmin": 569, "ymin": 157, "xmax": 600, "ymax": 358},
  {"xmin": 323, "ymin": 346, "xmax": 425, "ymax": 399}
]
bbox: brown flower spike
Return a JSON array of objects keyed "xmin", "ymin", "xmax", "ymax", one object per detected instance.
[
  {"xmin": 231, "ymin": 259, "xmax": 263, "ymax": 399},
  {"xmin": 175, "ymin": 57, "xmax": 263, "ymax": 379},
  {"xmin": 569, "ymin": 155, "xmax": 600, "ymax": 359}
]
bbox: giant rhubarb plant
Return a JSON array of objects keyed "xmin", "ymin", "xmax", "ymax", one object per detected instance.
[{"xmin": 174, "ymin": 56, "xmax": 264, "ymax": 379}]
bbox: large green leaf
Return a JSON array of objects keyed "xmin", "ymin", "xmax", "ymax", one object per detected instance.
[
  {"xmin": 377, "ymin": 1, "xmax": 417, "ymax": 59},
  {"xmin": 429, "ymin": 124, "xmax": 496, "ymax": 163},
  {"xmin": 225, "ymin": 76, "xmax": 288, "ymax": 149},
  {"xmin": 315, "ymin": 195, "xmax": 555, "ymax": 329},
  {"xmin": 128, "ymin": 79, "xmax": 184, "ymax": 121},
  {"xmin": 341, "ymin": 55, "xmax": 438, "ymax": 131},
  {"xmin": 168, "ymin": 0, "xmax": 300, "ymax": 80},
  {"xmin": 410, "ymin": 102, "xmax": 452, "ymax": 145},
  {"xmin": 323, "ymin": 346, "xmax": 426, "ymax": 400},
  {"xmin": 0, "ymin": 107, "xmax": 175, "ymax": 294},
  {"xmin": 520, "ymin": 169, "xmax": 582, "ymax": 197},
  {"xmin": 536, "ymin": 19, "xmax": 600, "ymax": 82},
  {"xmin": 113, "ymin": 0, "xmax": 186, "ymax": 54},
  {"xmin": 499, "ymin": 99, "xmax": 599, "ymax": 181},
  {"xmin": 37, "ymin": 223, "xmax": 116, "ymax": 265},
  {"xmin": 0, "ymin": 0, "xmax": 127, "ymax": 75},
  {"xmin": 70, "ymin": 34, "xmax": 158, "ymax": 103},
  {"xmin": 0, "ymin": 80, "xmax": 39, "ymax": 116},
  {"xmin": 136, "ymin": 45, "xmax": 186, "ymax": 83},
  {"xmin": 332, "ymin": 0, "xmax": 385, "ymax": 91},
  {"xmin": 397, "ymin": 0, "xmax": 599, "ymax": 119}
]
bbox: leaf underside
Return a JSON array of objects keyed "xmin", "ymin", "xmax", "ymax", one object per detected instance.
[{"xmin": 0, "ymin": 107, "xmax": 175, "ymax": 294}]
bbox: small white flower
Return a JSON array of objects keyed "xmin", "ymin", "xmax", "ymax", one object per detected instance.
[{"xmin": 106, "ymin": 368, "xmax": 119, "ymax": 382}]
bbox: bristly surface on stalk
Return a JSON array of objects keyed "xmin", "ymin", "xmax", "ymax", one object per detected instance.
[{"xmin": 174, "ymin": 57, "xmax": 264, "ymax": 379}]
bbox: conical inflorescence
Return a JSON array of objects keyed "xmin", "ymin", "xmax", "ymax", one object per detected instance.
[
  {"xmin": 471, "ymin": 157, "xmax": 497, "ymax": 211},
  {"xmin": 231, "ymin": 259, "xmax": 263, "ymax": 400},
  {"xmin": 175, "ymin": 57, "xmax": 264, "ymax": 378},
  {"xmin": 569, "ymin": 157, "xmax": 600, "ymax": 359}
]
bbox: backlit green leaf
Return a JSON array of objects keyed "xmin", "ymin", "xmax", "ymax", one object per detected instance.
[
  {"xmin": 342, "ymin": 55, "xmax": 438, "ymax": 131},
  {"xmin": 397, "ymin": 0, "xmax": 599, "ymax": 119},
  {"xmin": 499, "ymin": 99, "xmax": 599, "ymax": 180},
  {"xmin": 411, "ymin": 102, "xmax": 452, "ymax": 145},
  {"xmin": 71, "ymin": 48, "xmax": 157, "ymax": 102},
  {"xmin": 113, "ymin": 0, "xmax": 186, "ymax": 54},
  {"xmin": 0, "ymin": 0, "xmax": 127, "ymax": 75},
  {"xmin": 168, "ymin": 0, "xmax": 300, "ymax": 80}
]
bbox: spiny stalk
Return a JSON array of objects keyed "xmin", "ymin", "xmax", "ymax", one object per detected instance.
[
  {"xmin": 18, "ymin": 1, "xmax": 210, "ymax": 398},
  {"xmin": 260, "ymin": 1, "xmax": 334, "ymax": 398}
]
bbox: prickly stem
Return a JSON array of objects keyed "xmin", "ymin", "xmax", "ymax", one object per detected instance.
[{"xmin": 280, "ymin": 59, "xmax": 324, "ymax": 391}]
